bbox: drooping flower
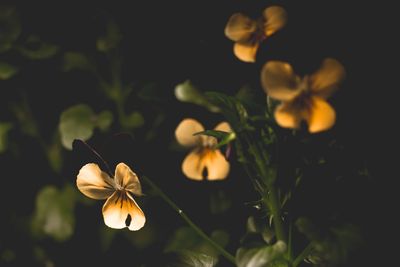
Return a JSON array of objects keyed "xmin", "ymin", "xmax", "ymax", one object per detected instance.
[
  {"xmin": 76, "ymin": 162, "xmax": 145, "ymax": 231},
  {"xmin": 224, "ymin": 6, "xmax": 287, "ymax": 63},
  {"xmin": 261, "ymin": 58, "xmax": 345, "ymax": 133},
  {"xmin": 175, "ymin": 118, "xmax": 231, "ymax": 181}
]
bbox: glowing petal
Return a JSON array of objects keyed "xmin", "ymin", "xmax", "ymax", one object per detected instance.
[
  {"xmin": 214, "ymin": 121, "xmax": 232, "ymax": 132},
  {"xmin": 182, "ymin": 149, "xmax": 205, "ymax": 181},
  {"xmin": 102, "ymin": 191, "xmax": 145, "ymax": 231},
  {"xmin": 263, "ymin": 6, "xmax": 288, "ymax": 36},
  {"xmin": 274, "ymin": 102, "xmax": 303, "ymax": 129},
  {"xmin": 175, "ymin": 118, "xmax": 204, "ymax": 147},
  {"xmin": 114, "ymin": 163, "xmax": 142, "ymax": 196},
  {"xmin": 76, "ymin": 163, "xmax": 115, "ymax": 200},
  {"xmin": 307, "ymin": 96, "xmax": 336, "ymax": 133},
  {"xmin": 310, "ymin": 58, "xmax": 345, "ymax": 98},
  {"xmin": 234, "ymin": 42, "xmax": 259, "ymax": 63},
  {"xmin": 204, "ymin": 150, "xmax": 230, "ymax": 181},
  {"xmin": 225, "ymin": 13, "xmax": 257, "ymax": 42},
  {"xmin": 261, "ymin": 61, "xmax": 301, "ymax": 101}
]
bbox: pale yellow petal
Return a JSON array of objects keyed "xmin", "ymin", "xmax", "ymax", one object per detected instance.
[
  {"xmin": 175, "ymin": 118, "xmax": 204, "ymax": 147},
  {"xmin": 76, "ymin": 163, "xmax": 115, "ymax": 200},
  {"xmin": 310, "ymin": 58, "xmax": 345, "ymax": 98},
  {"xmin": 274, "ymin": 102, "xmax": 303, "ymax": 129},
  {"xmin": 182, "ymin": 149, "xmax": 205, "ymax": 181},
  {"xmin": 114, "ymin": 163, "xmax": 142, "ymax": 196},
  {"xmin": 102, "ymin": 191, "xmax": 146, "ymax": 231},
  {"xmin": 307, "ymin": 96, "xmax": 336, "ymax": 133},
  {"xmin": 263, "ymin": 6, "xmax": 288, "ymax": 36},
  {"xmin": 225, "ymin": 13, "xmax": 257, "ymax": 42},
  {"xmin": 204, "ymin": 150, "xmax": 230, "ymax": 181},
  {"xmin": 214, "ymin": 121, "xmax": 232, "ymax": 132},
  {"xmin": 233, "ymin": 42, "xmax": 259, "ymax": 63},
  {"xmin": 261, "ymin": 61, "xmax": 301, "ymax": 101}
]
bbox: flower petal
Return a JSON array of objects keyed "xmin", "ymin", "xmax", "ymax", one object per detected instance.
[
  {"xmin": 175, "ymin": 118, "xmax": 204, "ymax": 147},
  {"xmin": 114, "ymin": 163, "xmax": 142, "ymax": 196},
  {"xmin": 76, "ymin": 163, "xmax": 115, "ymax": 199},
  {"xmin": 224, "ymin": 13, "xmax": 257, "ymax": 42},
  {"xmin": 261, "ymin": 61, "xmax": 301, "ymax": 101},
  {"xmin": 307, "ymin": 96, "xmax": 336, "ymax": 133},
  {"xmin": 214, "ymin": 121, "xmax": 232, "ymax": 132},
  {"xmin": 233, "ymin": 42, "xmax": 259, "ymax": 63},
  {"xmin": 102, "ymin": 191, "xmax": 146, "ymax": 231},
  {"xmin": 204, "ymin": 150, "xmax": 230, "ymax": 181},
  {"xmin": 310, "ymin": 58, "xmax": 345, "ymax": 98},
  {"xmin": 274, "ymin": 102, "xmax": 303, "ymax": 129},
  {"xmin": 262, "ymin": 6, "xmax": 288, "ymax": 36},
  {"xmin": 182, "ymin": 149, "xmax": 205, "ymax": 181}
]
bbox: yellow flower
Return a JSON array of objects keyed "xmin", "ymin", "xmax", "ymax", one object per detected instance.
[
  {"xmin": 76, "ymin": 162, "xmax": 145, "ymax": 231},
  {"xmin": 261, "ymin": 58, "xmax": 345, "ymax": 133},
  {"xmin": 175, "ymin": 118, "xmax": 231, "ymax": 181},
  {"xmin": 224, "ymin": 6, "xmax": 287, "ymax": 63}
]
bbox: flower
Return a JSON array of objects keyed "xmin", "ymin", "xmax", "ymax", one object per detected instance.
[
  {"xmin": 261, "ymin": 58, "xmax": 345, "ymax": 133},
  {"xmin": 175, "ymin": 118, "xmax": 231, "ymax": 181},
  {"xmin": 224, "ymin": 6, "xmax": 287, "ymax": 63},
  {"xmin": 76, "ymin": 162, "xmax": 145, "ymax": 231}
]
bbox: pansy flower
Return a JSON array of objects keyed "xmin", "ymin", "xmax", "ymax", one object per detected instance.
[
  {"xmin": 175, "ymin": 118, "xmax": 231, "ymax": 181},
  {"xmin": 76, "ymin": 162, "xmax": 145, "ymax": 231},
  {"xmin": 261, "ymin": 58, "xmax": 345, "ymax": 133},
  {"xmin": 225, "ymin": 6, "xmax": 287, "ymax": 63}
]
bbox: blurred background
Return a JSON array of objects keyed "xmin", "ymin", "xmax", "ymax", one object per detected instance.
[{"xmin": 0, "ymin": 1, "xmax": 388, "ymax": 266}]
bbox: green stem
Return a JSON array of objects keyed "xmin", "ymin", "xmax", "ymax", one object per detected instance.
[
  {"xmin": 141, "ymin": 176, "xmax": 236, "ymax": 264},
  {"xmin": 293, "ymin": 243, "xmax": 314, "ymax": 267},
  {"xmin": 267, "ymin": 186, "xmax": 287, "ymax": 243}
]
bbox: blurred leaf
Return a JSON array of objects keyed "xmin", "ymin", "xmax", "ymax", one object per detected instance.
[
  {"xmin": 137, "ymin": 82, "xmax": 165, "ymax": 102},
  {"xmin": 96, "ymin": 20, "xmax": 122, "ymax": 52},
  {"xmin": 59, "ymin": 104, "xmax": 113, "ymax": 150},
  {"xmin": 63, "ymin": 52, "xmax": 93, "ymax": 72},
  {"xmin": 0, "ymin": 122, "xmax": 12, "ymax": 153},
  {"xmin": 123, "ymin": 111, "xmax": 144, "ymax": 129},
  {"xmin": 236, "ymin": 241, "xmax": 287, "ymax": 267},
  {"xmin": 124, "ymin": 223, "xmax": 157, "ymax": 249},
  {"xmin": 246, "ymin": 216, "xmax": 275, "ymax": 244},
  {"xmin": 0, "ymin": 61, "xmax": 18, "ymax": 80},
  {"xmin": 46, "ymin": 137, "xmax": 63, "ymax": 172},
  {"xmin": 99, "ymin": 227, "xmax": 118, "ymax": 251},
  {"xmin": 31, "ymin": 184, "xmax": 77, "ymax": 242},
  {"xmin": 0, "ymin": 6, "xmax": 21, "ymax": 53},
  {"xmin": 157, "ymin": 251, "xmax": 217, "ymax": 267},
  {"xmin": 209, "ymin": 190, "xmax": 231, "ymax": 214},
  {"xmin": 17, "ymin": 35, "xmax": 59, "ymax": 59},
  {"xmin": 175, "ymin": 80, "xmax": 220, "ymax": 112}
]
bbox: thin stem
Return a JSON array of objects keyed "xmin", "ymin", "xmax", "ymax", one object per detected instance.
[
  {"xmin": 267, "ymin": 186, "xmax": 287, "ymax": 243},
  {"xmin": 293, "ymin": 242, "xmax": 314, "ymax": 267},
  {"xmin": 141, "ymin": 176, "xmax": 236, "ymax": 264}
]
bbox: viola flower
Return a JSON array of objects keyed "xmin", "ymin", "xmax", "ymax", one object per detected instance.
[
  {"xmin": 175, "ymin": 118, "xmax": 231, "ymax": 181},
  {"xmin": 261, "ymin": 58, "xmax": 345, "ymax": 133},
  {"xmin": 76, "ymin": 162, "xmax": 145, "ymax": 231},
  {"xmin": 224, "ymin": 6, "xmax": 287, "ymax": 63}
]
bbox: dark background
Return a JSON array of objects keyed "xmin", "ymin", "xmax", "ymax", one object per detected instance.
[{"xmin": 1, "ymin": 0, "xmax": 390, "ymax": 266}]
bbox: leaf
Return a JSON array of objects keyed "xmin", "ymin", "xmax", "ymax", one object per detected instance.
[
  {"xmin": 59, "ymin": 104, "xmax": 113, "ymax": 150},
  {"xmin": 236, "ymin": 241, "xmax": 287, "ymax": 267},
  {"xmin": 63, "ymin": 52, "xmax": 93, "ymax": 72},
  {"xmin": 31, "ymin": 184, "xmax": 77, "ymax": 242},
  {"xmin": 123, "ymin": 111, "xmax": 144, "ymax": 129},
  {"xmin": 209, "ymin": 190, "xmax": 231, "ymax": 214},
  {"xmin": 96, "ymin": 20, "xmax": 122, "ymax": 52},
  {"xmin": 17, "ymin": 35, "xmax": 59, "ymax": 59},
  {"xmin": 194, "ymin": 130, "xmax": 236, "ymax": 149},
  {"xmin": 0, "ymin": 61, "xmax": 18, "ymax": 80},
  {"xmin": 157, "ymin": 251, "xmax": 217, "ymax": 267},
  {"xmin": 0, "ymin": 122, "xmax": 13, "ymax": 153},
  {"xmin": 175, "ymin": 80, "xmax": 220, "ymax": 112},
  {"xmin": 0, "ymin": 6, "xmax": 21, "ymax": 53}
]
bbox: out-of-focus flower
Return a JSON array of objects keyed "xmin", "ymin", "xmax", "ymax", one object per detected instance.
[
  {"xmin": 261, "ymin": 58, "xmax": 345, "ymax": 133},
  {"xmin": 224, "ymin": 6, "xmax": 287, "ymax": 63},
  {"xmin": 76, "ymin": 162, "xmax": 145, "ymax": 231},
  {"xmin": 175, "ymin": 118, "xmax": 231, "ymax": 181}
]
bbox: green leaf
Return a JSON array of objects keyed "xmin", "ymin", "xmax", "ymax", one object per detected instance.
[
  {"xmin": 96, "ymin": 20, "xmax": 122, "ymax": 52},
  {"xmin": 31, "ymin": 184, "xmax": 77, "ymax": 242},
  {"xmin": 63, "ymin": 52, "xmax": 93, "ymax": 72},
  {"xmin": 17, "ymin": 35, "xmax": 59, "ymax": 59},
  {"xmin": 0, "ymin": 6, "xmax": 21, "ymax": 53},
  {"xmin": 236, "ymin": 241, "xmax": 287, "ymax": 267},
  {"xmin": 0, "ymin": 122, "xmax": 13, "ymax": 153},
  {"xmin": 160, "ymin": 251, "xmax": 217, "ymax": 267},
  {"xmin": 175, "ymin": 80, "xmax": 220, "ymax": 112},
  {"xmin": 0, "ymin": 61, "xmax": 18, "ymax": 80},
  {"xmin": 59, "ymin": 104, "xmax": 113, "ymax": 150},
  {"xmin": 194, "ymin": 130, "xmax": 236, "ymax": 149},
  {"xmin": 123, "ymin": 111, "xmax": 144, "ymax": 129}
]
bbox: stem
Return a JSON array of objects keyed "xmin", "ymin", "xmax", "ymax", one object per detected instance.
[
  {"xmin": 267, "ymin": 186, "xmax": 287, "ymax": 243},
  {"xmin": 293, "ymin": 243, "xmax": 314, "ymax": 267},
  {"xmin": 141, "ymin": 176, "xmax": 236, "ymax": 264}
]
